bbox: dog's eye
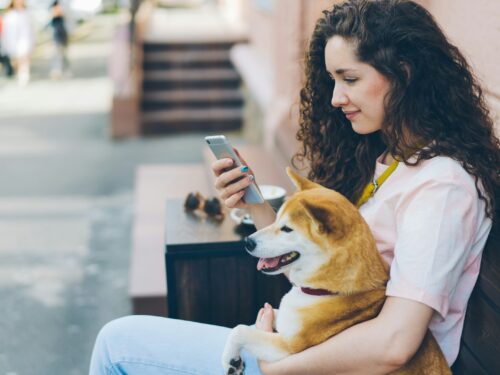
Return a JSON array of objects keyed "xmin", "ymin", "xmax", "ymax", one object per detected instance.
[{"xmin": 280, "ymin": 225, "xmax": 293, "ymax": 233}]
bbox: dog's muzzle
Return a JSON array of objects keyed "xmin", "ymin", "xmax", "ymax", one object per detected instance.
[{"xmin": 244, "ymin": 237, "xmax": 257, "ymax": 252}]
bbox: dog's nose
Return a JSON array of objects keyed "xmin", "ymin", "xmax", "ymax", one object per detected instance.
[{"xmin": 244, "ymin": 236, "xmax": 257, "ymax": 252}]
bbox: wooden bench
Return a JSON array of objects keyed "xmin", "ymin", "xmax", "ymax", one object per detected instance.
[
  {"xmin": 451, "ymin": 188, "xmax": 500, "ymax": 374},
  {"xmin": 130, "ymin": 164, "xmax": 209, "ymax": 315}
]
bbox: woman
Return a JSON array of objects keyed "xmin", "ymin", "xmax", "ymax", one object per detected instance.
[
  {"xmin": 0, "ymin": 0, "xmax": 34, "ymax": 85},
  {"xmin": 90, "ymin": 1, "xmax": 499, "ymax": 374}
]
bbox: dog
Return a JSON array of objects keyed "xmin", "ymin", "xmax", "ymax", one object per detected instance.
[{"xmin": 221, "ymin": 167, "xmax": 450, "ymax": 374}]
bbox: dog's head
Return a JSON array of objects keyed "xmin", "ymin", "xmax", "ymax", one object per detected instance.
[{"xmin": 244, "ymin": 168, "xmax": 388, "ymax": 294}]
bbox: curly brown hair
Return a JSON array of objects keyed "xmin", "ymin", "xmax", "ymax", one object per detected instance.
[{"xmin": 293, "ymin": 0, "xmax": 500, "ymax": 218}]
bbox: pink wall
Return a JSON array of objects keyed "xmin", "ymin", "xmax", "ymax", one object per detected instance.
[
  {"xmin": 234, "ymin": 0, "xmax": 344, "ymax": 151},
  {"xmin": 236, "ymin": 0, "xmax": 500, "ymax": 151},
  {"xmin": 247, "ymin": 6, "xmax": 275, "ymax": 66},
  {"xmin": 415, "ymin": 0, "xmax": 500, "ymax": 133}
]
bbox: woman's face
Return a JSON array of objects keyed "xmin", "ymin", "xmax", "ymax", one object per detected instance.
[{"xmin": 324, "ymin": 36, "xmax": 391, "ymax": 135}]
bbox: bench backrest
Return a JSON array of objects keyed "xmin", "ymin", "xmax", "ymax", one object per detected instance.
[{"xmin": 451, "ymin": 188, "xmax": 500, "ymax": 374}]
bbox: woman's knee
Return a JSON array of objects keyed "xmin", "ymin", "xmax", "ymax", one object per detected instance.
[
  {"xmin": 91, "ymin": 315, "xmax": 148, "ymax": 373},
  {"xmin": 99, "ymin": 315, "xmax": 137, "ymax": 338},
  {"xmin": 95, "ymin": 315, "xmax": 151, "ymax": 353}
]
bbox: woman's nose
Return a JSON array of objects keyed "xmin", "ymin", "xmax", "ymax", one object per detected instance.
[{"xmin": 331, "ymin": 85, "xmax": 348, "ymax": 108}]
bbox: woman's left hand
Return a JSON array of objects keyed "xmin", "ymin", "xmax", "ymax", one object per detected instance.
[
  {"xmin": 256, "ymin": 303, "xmax": 276, "ymax": 374},
  {"xmin": 256, "ymin": 303, "xmax": 274, "ymax": 332}
]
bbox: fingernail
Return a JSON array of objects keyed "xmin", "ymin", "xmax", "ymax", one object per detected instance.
[
  {"xmin": 248, "ymin": 174, "xmax": 254, "ymax": 181},
  {"xmin": 240, "ymin": 166, "xmax": 249, "ymax": 173},
  {"xmin": 264, "ymin": 302, "xmax": 271, "ymax": 309},
  {"xmin": 227, "ymin": 159, "xmax": 234, "ymax": 166}
]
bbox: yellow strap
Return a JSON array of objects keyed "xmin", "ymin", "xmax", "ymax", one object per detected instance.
[{"xmin": 356, "ymin": 158, "xmax": 399, "ymax": 208}]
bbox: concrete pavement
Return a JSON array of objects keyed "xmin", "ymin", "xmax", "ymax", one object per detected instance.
[{"xmin": 0, "ymin": 12, "xmax": 243, "ymax": 375}]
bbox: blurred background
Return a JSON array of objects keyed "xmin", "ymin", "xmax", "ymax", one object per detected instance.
[{"xmin": 0, "ymin": 0, "xmax": 498, "ymax": 374}]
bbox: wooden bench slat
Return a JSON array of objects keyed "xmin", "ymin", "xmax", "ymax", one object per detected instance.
[
  {"xmin": 130, "ymin": 164, "xmax": 209, "ymax": 315},
  {"xmin": 173, "ymin": 258, "xmax": 211, "ymax": 323},
  {"xmin": 451, "ymin": 341, "xmax": 489, "ymax": 375},
  {"xmin": 459, "ymin": 256, "xmax": 500, "ymax": 374},
  {"xmin": 454, "ymin": 186, "xmax": 499, "ymax": 372},
  {"xmin": 476, "ymin": 231, "xmax": 500, "ymax": 308}
]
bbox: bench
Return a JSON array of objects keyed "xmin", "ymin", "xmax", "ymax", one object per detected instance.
[
  {"xmin": 129, "ymin": 164, "xmax": 209, "ymax": 315},
  {"xmin": 451, "ymin": 187, "xmax": 500, "ymax": 374}
]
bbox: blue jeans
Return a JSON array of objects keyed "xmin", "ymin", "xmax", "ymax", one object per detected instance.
[{"xmin": 89, "ymin": 315, "xmax": 263, "ymax": 375}]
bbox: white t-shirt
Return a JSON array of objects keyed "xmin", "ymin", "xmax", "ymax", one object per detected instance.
[
  {"xmin": 1, "ymin": 10, "xmax": 34, "ymax": 58},
  {"xmin": 358, "ymin": 155, "xmax": 492, "ymax": 365}
]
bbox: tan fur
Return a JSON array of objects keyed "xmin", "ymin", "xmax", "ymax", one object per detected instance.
[
  {"xmin": 221, "ymin": 168, "xmax": 450, "ymax": 374},
  {"xmin": 289, "ymin": 289, "xmax": 386, "ymax": 353}
]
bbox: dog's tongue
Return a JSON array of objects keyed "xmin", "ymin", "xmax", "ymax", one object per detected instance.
[{"xmin": 257, "ymin": 256, "xmax": 281, "ymax": 271}]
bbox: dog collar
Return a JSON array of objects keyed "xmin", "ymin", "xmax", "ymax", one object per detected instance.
[{"xmin": 301, "ymin": 287, "xmax": 336, "ymax": 296}]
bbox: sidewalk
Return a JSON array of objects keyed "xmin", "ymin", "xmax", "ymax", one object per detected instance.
[{"xmin": 0, "ymin": 13, "xmax": 243, "ymax": 375}]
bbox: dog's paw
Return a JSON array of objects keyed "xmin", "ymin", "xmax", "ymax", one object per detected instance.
[
  {"xmin": 222, "ymin": 325, "xmax": 246, "ymax": 374},
  {"xmin": 224, "ymin": 356, "xmax": 245, "ymax": 375},
  {"xmin": 222, "ymin": 351, "xmax": 246, "ymax": 375}
]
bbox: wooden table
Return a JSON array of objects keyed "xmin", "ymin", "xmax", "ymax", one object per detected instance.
[{"xmin": 164, "ymin": 199, "xmax": 290, "ymax": 328}]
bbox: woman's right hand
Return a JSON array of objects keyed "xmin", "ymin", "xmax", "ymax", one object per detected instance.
[
  {"xmin": 212, "ymin": 148, "xmax": 278, "ymax": 229},
  {"xmin": 211, "ymin": 152, "xmax": 256, "ymax": 210}
]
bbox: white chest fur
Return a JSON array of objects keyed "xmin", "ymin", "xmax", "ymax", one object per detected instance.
[{"xmin": 276, "ymin": 287, "xmax": 331, "ymax": 340}]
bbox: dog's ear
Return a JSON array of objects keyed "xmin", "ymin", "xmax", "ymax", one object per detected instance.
[
  {"xmin": 300, "ymin": 200, "xmax": 335, "ymax": 234},
  {"xmin": 286, "ymin": 167, "xmax": 322, "ymax": 191}
]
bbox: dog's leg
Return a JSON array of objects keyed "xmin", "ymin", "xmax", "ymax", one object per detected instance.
[{"xmin": 222, "ymin": 324, "xmax": 290, "ymax": 375}]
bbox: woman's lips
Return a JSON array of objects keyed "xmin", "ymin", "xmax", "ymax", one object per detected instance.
[{"xmin": 344, "ymin": 110, "xmax": 360, "ymax": 120}]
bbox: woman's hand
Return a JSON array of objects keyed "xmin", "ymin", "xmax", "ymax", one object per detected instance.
[
  {"xmin": 211, "ymin": 148, "xmax": 277, "ymax": 229},
  {"xmin": 256, "ymin": 303, "xmax": 274, "ymax": 332},
  {"xmin": 256, "ymin": 304, "xmax": 277, "ymax": 375},
  {"xmin": 211, "ymin": 148, "xmax": 256, "ymax": 209}
]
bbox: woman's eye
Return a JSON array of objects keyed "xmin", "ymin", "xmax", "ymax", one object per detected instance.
[
  {"xmin": 280, "ymin": 225, "xmax": 293, "ymax": 233},
  {"xmin": 344, "ymin": 78, "xmax": 358, "ymax": 84}
]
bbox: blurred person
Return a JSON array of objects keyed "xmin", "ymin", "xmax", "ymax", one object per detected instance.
[
  {"xmin": 0, "ymin": 0, "xmax": 34, "ymax": 85},
  {"xmin": 0, "ymin": 12, "xmax": 14, "ymax": 77},
  {"xmin": 48, "ymin": 0, "xmax": 70, "ymax": 79}
]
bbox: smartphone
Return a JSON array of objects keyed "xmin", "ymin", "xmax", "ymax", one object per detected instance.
[{"xmin": 205, "ymin": 135, "xmax": 264, "ymax": 205}]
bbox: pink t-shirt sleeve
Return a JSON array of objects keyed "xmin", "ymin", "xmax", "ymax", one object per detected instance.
[{"xmin": 386, "ymin": 178, "xmax": 478, "ymax": 318}]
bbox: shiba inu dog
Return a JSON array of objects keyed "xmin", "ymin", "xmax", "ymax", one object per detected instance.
[{"xmin": 222, "ymin": 167, "xmax": 450, "ymax": 374}]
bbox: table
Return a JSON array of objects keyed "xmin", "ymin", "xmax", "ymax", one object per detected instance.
[{"xmin": 164, "ymin": 199, "xmax": 290, "ymax": 328}]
